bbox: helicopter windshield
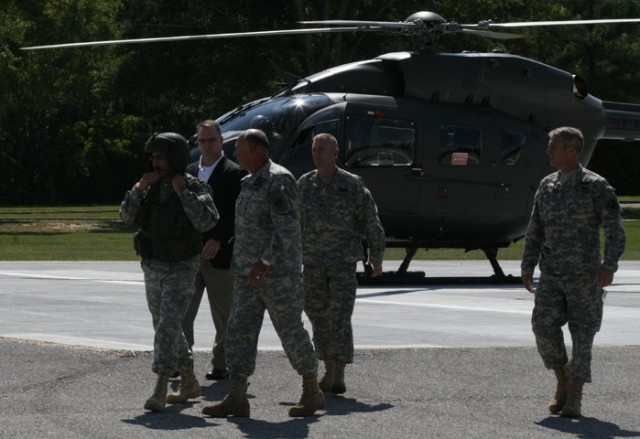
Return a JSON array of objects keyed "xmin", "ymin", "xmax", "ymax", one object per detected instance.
[{"xmin": 218, "ymin": 94, "xmax": 335, "ymax": 156}]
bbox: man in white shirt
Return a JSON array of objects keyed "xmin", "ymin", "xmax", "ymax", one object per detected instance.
[{"xmin": 181, "ymin": 120, "xmax": 246, "ymax": 381}]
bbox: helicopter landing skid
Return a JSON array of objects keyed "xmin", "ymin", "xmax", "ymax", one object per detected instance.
[
  {"xmin": 356, "ymin": 271, "xmax": 521, "ymax": 286},
  {"xmin": 356, "ymin": 246, "xmax": 521, "ymax": 285}
]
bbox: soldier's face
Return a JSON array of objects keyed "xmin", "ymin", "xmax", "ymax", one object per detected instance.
[
  {"xmin": 151, "ymin": 152, "xmax": 171, "ymax": 178},
  {"xmin": 234, "ymin": 137, "xmax": 251, "ymax": 171},
  {"xmin": 546, "ymin": 136, "xmax": 575, "ymax": 170},
  {"xmin": 311, "ymin": 139, "xmax": 338, "ymax": 169}
]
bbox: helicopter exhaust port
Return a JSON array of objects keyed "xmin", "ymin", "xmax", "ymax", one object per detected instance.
[{"xmin": 573, "ymin": 75, "xmax": 589, "ymax": 99}]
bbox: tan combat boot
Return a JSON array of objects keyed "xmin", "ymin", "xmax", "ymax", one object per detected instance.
[
  {"xmin": 166, "ymin": 369, "xmax": 201, "ymax": 404},
  {"xmin": 331, "ymin": 361, "xmax": 347, "ymax": 394},
  {"xmin": 144, "ymin": 373, "xmax": 169, "ymax": 412},
  {"xmin": 548, "ymin": 366, "xmax": 568, "ymax": 414},
  {"xmin": 318, "ymin": 359, "xmax": 335, "ymax": 392},
  {"xmin": 202, "ymin": 375, "xmax": 250, "ymax": 418},
  {"xmin": 560, "ymin": 378, "xmax": 585, "ymax": 417},
  {"xmin": 289, "ymin": 374, "xmax": 326, "ymax": 417}
]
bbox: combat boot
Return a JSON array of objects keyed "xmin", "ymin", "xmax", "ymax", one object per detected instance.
[
  {"xmin": 144, "ymin": 373, "xmax": 169, "ymax": 412},
  {"xmin": 318, "ymin": 359, "xmax": 334, "ymax": 392},
  {"xmin": 202, "ymin": 375, "xmax": 250, "ymax": 418},
  {"xmin": 288, "ymin": 374, "xmax": 326, "ymax": 417},
  {"xmin": 331, "ymin": 361, "xmax": 347, "ymax": 394},
  {"xmin": 166, "ymin": 369, "xmax": 201, "ymax": 404},
  {"xmin": 548, "ymin": 366, "xmax": 568, "ymax": 414},
  {"xmin": 560, "ymin": 378, "xmax": 585, "ymax": 417}
]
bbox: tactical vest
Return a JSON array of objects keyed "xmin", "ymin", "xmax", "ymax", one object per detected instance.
[{"xmin": 135, "ymin": 181, "xmax": 202, "ymax": 262}]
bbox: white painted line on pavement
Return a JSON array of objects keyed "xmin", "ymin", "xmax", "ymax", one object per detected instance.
[
  {"xmin": 0, "ymin": 271, "xmax": 142, "ymax": 285},
  {"xmin": 357, "ymin": 298, "xmax": 532, "ymax": 314}
]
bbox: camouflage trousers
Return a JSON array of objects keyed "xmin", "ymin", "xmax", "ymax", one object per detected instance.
[
  {"xmin": 532, "ymin": 271, "xmax": 604, "ymax": 382},
  {"xmin": 303, "ymin": 263, "xmax": 358, "ymax": 364},
  {"xmin": 142, "ymin": 255, "xmax": 200, "ymax": 375},
  {"xmin": 226, "ymin": 273, "xmax": 318, "ymax": 377}
]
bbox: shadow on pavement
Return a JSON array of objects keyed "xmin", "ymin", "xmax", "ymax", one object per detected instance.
[{"xmin": 536, "ymin": 415, "xmax": 640, "ymax": 438}]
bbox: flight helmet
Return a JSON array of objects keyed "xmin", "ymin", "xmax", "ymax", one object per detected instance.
[{"xmin": 144, "ymin": 132, "xmax": 189, "ymax": 173}]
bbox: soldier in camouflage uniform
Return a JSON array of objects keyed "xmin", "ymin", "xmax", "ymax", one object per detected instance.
[
  {"xmin": 120, "ymin": 132, "xmax": 219, "ymax": 412},
  {"xmin": 521, "ymin": 127, "xmax": 625, "ymax": 418},
  {"xmin": 201, "ymin": 129, "xmax": 325, "ymax": 418},
  {"xmin": 297, "ymin": 133, "xmax": 385, "ymax": 394}
]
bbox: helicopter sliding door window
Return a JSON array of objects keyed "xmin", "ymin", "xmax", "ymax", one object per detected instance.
[
  {"xmin": 438, "ymin": 126, "xmax": 482, "ymax": 166},
  {"xmin": 344, "ymin": 116, "xmax": 415, "ymax": 167}
]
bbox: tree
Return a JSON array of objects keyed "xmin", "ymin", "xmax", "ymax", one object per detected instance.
[{"xmin": 2, "ymin": 0, "xmax": 148, "ymax": 203}]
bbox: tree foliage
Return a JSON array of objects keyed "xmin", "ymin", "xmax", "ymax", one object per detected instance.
[{"xmin": 1, "ymin": 0, "xmax": 639, "ymax": 204}]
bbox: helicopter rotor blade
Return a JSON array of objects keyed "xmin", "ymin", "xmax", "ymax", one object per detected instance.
[
  {"xmin": 460, "ymin": 29, "xmax": 523, "ymax": 40},
  {"xmin": 464, "ymin": 18, "xmax": 640, "ymax": 30},
  {"xmin": 300, "ymin": 20, "xmax": 422, "ymax": 30},
  {"xmin": 21, "ymin": 15, "xmax": 640, "ymax": 50},
  {"xmin": 21, "ymin": 27, "xmax": 359, "ymax": 50}
]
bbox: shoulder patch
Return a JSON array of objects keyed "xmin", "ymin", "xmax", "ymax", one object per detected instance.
[
  {"xmin": 269, "ymin": 181, "xmax": 293, "ymax": 215},
  {"xmin": 607, "ymin": 195, "xmax": 621, "ymax": 212}
]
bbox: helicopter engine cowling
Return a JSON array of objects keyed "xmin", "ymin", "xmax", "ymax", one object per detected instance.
[{"xmin": 403, "ymin": 51, "xmax": 607, "ymax": 161}]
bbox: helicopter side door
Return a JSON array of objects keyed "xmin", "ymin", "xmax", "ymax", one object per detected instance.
[
  {"xmin": 340, "ymin": 99, "xmax": 423, "ymax": 241},
  {"xmin": 417, "ymin": 105, "xmax": 548, "ymax": 248}
]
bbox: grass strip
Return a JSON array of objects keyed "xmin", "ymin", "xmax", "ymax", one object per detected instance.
[{"xmin": 0, "ymin": 205, "xmax": 638, "ymax": 261}]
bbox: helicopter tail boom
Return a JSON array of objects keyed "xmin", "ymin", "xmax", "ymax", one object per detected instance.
[{"xmin": 602, "ymin": 101, "xmax": 640, "ymax": 141}]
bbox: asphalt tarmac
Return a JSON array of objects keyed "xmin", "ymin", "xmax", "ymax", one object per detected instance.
[{"xmin": 1, "ymin": 260, "xmax": 640, "ymax": 438}]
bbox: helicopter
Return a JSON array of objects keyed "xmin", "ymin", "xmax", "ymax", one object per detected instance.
[{"xmin": 22, "ymin": 11, "xmax": 640, "ymax": 283}]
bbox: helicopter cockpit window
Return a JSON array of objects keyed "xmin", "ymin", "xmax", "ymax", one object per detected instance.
[
  {"xmin": 438, "ymin": 126, "xmax": 482, "ymax": 166},
  {"xmin": 501, "ymin": 131, "xmax": 526, "ymax": 166},
  {"xmin": 218, "ymin": 94, "xmax": 334, "ymax": 157},
  {"xmin": 344, "ymin": 116, "xmax": 415, "ymax": 167},
  {"xmin": 292, "ymin": 120, "xmax": 339, "ymax": 148},
  {"xmin": 278, "ymin": 119, "xmax": 340, "ymax": 176}
]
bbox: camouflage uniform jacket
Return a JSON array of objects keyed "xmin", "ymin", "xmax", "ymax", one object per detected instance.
[
  {"xmin": 298, "ymin": 167, "xmax": 386, "ymax": 266},
  {"xmin": 119, "ymin": 173, "xmax": 219, "ymax": 236},
  {"xmin": 231, "ymin": 160, "xmax": 302, "ymax": 276},
  {"xmin": 521, "ymin": 165, "xmax": 625, "ymax": 278}
]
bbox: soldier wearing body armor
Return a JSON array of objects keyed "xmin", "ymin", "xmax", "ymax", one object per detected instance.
[
  {"xmin": 120, "ymin": 132, "xmax": 219, "ymax": 412},
  {"xmin": 522, "ymin": 127, "xmax": 625, "ymax": 418}
]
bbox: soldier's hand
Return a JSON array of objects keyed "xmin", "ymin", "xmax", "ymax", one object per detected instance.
[
  {"xmin": 135, "ymin": 172, "xmax": 160, "ymax": 192},
  {"xmin": 598, "ymin": 267, "xmax": 614, "ymax": 288},
  {"xmin": 249, "ymin": 261, "xmax": 269, "ymax": 286},
  {"xmin": 522, "ymin": 274, "xmax": 536, "ymax": 294},
  {"xmin": 172, "ymin": 174, "xmax": 186, "ymax": 194},
  {"xmin": 368, "ymin": 260, "xmax": 383, "ymax": 277},
  {"xmin": 202, "ymin": 239, "xmax": 221, "ymax": 260}
]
